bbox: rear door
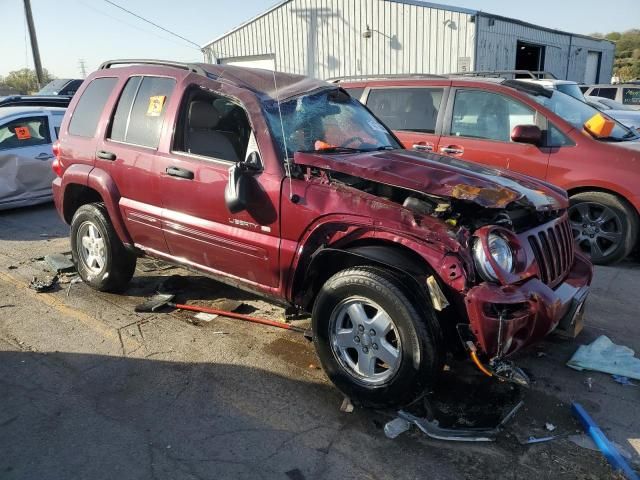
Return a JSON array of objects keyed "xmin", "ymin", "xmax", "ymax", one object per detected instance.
[
  {"xmin": 437, "ymin": 88, "xmax": 550, "ymax": 179},
  {"xmin": 364, "ymin": 86, "xmax": 446, "ymax": 153},
  {"xmin": 0, "ymin": 113, "xmax": 56, "ymax": 207},
  {"xmin": 96, "ymin": 75, "xmax": 176, "ymax": 253}
]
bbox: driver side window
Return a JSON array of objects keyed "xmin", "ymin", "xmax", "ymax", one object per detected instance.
[{"xmin": 173, "ymin": 88, "xmax": 252, "ymax": 163}]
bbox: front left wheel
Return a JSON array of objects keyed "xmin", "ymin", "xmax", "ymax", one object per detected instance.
[
  {"xmin": 312, "ymin": 266, "xmax": 442, "ymax": 408},
  {"xmin": 70, "ymin": 203, "xmax": 136, "ymax": 292}
]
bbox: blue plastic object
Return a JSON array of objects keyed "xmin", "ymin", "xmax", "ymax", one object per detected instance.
[{"xmin": 571, "ymin": 402, "xmax": 639, "ymax": 480}]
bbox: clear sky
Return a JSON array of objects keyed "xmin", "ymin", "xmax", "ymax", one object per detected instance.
[{"xmin": 2, "ymin": 0, "xmax": 638, "ymax": 78}]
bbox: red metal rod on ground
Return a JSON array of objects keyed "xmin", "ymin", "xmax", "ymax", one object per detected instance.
[{"xmin": 174, "ymin": 303, "xmax": 304, "ymax": 332}]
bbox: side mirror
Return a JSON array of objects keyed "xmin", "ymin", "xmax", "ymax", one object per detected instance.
[
  {"xmin": 225, "ymin": 164, "xmax": 250, "ymax": 213},
  {"xmin": 511, "ymin": 125, "xmax": 542, "ymax": 146}
]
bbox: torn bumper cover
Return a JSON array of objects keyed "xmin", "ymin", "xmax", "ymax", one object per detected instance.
[{"xmin": 465, "ymin": 252, "xmax": 592, "ymax": 358}]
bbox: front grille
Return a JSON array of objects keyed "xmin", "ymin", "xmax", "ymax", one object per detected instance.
[{"xmin": 527, "ymin": 217, "xmax": 574, "ymax": 287}]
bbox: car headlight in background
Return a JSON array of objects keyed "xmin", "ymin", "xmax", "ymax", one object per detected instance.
[{"xmin": 473, "ymin": 233, "xmax": 514, "ymax": 282}]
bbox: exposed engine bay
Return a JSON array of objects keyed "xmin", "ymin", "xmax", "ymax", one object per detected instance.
[{"xmin": 328, "ymin": 171, "xmax": 563, "ymax": 235}]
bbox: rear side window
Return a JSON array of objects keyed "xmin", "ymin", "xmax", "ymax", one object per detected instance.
[
  {"xmin": 345, "ymin": 88, "xmax": 364, "ymax": 102},
  {"xmin": 109, "ymin": 76, "xmax": 175, "ymax": 148},
  {"xmin": 623, "ymin": 88, "xmax": 640, "ymax": 107},
  {"xmin": 596, "ymin": 87, "xmax": 617, "ymax": 100},
  {"xmin": 366, "ymin": 87, "xmax": 444, "ymax": 133},
  {"xmin": 68, "ymin": 77, "xmax": 117, "ymax": 137}
]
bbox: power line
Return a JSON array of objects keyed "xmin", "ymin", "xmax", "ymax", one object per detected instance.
[{"xmin": 101, "ymin": 0, "xmax": 202, "ymax": 49}]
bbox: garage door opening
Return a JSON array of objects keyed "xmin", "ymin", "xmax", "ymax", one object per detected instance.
[{"xmin": 515, "ymin": 41, "xmax": 546, "ymax": 73}]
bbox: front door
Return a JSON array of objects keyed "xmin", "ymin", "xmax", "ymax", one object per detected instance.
[
  {"xmin": 158, "ymin": 88, "xmax": 281, "ymax": 289},
  {"xmin": 365, "ymin": 86, "xmax": 446, "ymax": 153},
  {"xmin": 0, "ymin": 114, "xmax": 56, "ymax": 207},
  {"xmin": 438, "ymin": 88, "xmax": 550, "ymax": 179}
]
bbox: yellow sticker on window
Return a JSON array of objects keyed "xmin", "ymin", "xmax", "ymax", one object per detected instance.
[
  {"xmin": 15, "ymin": 126, "xmax": 31, "ymax": 140},
  {"xmin": 146, "ymin": 95, "xmax": 166, "ymax": 117}
]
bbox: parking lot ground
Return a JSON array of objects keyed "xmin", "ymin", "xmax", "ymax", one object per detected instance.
[{"xmin": 1, "ymin": 204, "xmax": 639, "ymax": 480}]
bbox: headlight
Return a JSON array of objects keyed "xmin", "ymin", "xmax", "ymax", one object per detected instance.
[{"xmin": 473, "ymin": 233, "xmax": 514, "ymax": 282}]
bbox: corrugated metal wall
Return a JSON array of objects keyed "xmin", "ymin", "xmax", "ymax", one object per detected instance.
[
  {"xmin": 475, "ymin": 15, "xmax": 614, "ymax": 82},
  {"xmin": 202, "ymin": 0, "xmax": 614, "ymax": 82},
  {"xmin": 203, "ymin": 0, "xmax": 477, "ymax": 79}
]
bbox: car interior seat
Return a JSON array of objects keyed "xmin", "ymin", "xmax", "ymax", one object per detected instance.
[{"xmin": 185, "ymin": 101, "xmax": 239, "ymax": 161}]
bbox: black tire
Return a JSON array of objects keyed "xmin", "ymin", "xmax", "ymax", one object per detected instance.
[
  {"xmin": 312, "ymin": 266, "xmax": 442, "ymax": 408},
  {"xmin": 569, "ymin": 192, "xmax": 638, "ymax": 265},
  {"xmin": 70, "ymin": 203, "xmax": 136, "ymax": 292}
]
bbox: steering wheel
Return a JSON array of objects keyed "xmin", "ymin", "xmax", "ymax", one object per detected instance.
[{"xmin": 339, "ymin": 136, "xmax": 364, "ymax": 148}]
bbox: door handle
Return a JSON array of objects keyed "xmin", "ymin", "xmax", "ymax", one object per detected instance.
[
  {"xmin": 166, "ymin": 166, "xmax": 194, "ymax": 180},
  {"xmin": 412, "ymin": 142, "xmax": 433, "ymax": 152},
  {"xmin": 439, "ymin": 146, "xmax": 464, "ymax": 155},
  {"xmin": 35, "ymin": 152, "xmax": 54, "ymax": 160},
  {"xmin": 97, "ymin": 150, "xmax": 116, "ymax": 161}
]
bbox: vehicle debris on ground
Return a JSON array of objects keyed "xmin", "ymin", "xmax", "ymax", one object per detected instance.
[{"xmin": 568, "ymin": 335, "xmax": 640, "ymax": 380}]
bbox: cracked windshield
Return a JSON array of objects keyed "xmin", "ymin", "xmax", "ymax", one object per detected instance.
[{"xmin": 264, "ymin": 89, "xmax": 400, "ymax": 158}]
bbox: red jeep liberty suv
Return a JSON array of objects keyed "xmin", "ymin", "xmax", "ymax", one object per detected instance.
[{"xmin": 52, "ymin": 60, "xmax": 592, "ymax": 407}]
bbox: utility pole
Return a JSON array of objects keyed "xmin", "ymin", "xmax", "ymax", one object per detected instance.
[
  {"xmin": 23, "ymin": 0, "xmax": 44, "ymax": 88},
  {"xmin": 78, "ymin": 59, "xmax": 87, "ymax": 78}
]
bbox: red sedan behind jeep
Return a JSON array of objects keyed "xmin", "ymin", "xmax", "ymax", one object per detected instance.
[{"xmin": 342, "ymin": 77, "xmax": 640, "ymax": 265}]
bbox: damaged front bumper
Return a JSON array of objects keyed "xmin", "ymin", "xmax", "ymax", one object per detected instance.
[{"xmin": 464, "ymin": 251, "xmax": 592, "ymax": 358}]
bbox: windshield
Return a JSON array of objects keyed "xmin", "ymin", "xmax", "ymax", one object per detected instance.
[
  {"xmin": 37, "ymin": 79, "xmax": 70, "ymax": 95},
  {"xmin": 556, "ymin": 83, "xmax": 584, "ymax": 100},
  {"xmin": 263, "ymin": 89, "xmax": 400, "ymax": 159},
  {"xmin": 529, "ymin": 90, "xmax": 638, "ymax": 141}
]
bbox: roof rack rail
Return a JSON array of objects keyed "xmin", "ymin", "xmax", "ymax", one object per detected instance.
[
  {"xmin": 98, "ymin": 59, "xmax": 207, "ymax": 76},
  {"xmin": 448, "ymin": 70, "xmax": 557, "ymax": 80},
  {"xmin": 327, "ymin": 73, "xmax": 448, "ymax": 83},
  {"xmin": 449, "ymin": 70, "xmax": 558, "ymax": 79}
]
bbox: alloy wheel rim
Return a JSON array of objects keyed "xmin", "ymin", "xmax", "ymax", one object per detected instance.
[
  {"xmin": 77, "ymin": 221, "xmax": 106, "ymax": 275},
  {"xmin": 329, "ymin": 297, "xmax": 401, "ymax": 386},
  {"xmin": 569, "ymin": 202, "xmax": 623, "ymax": 261}
]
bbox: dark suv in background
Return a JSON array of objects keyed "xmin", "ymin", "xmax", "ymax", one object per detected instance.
[
  {"xmin": 52, "ymin": 60, "xmax": 591, "ymax": 407},
  {"xmin": 342, "ymin": 75, "xmax": 640, "ymax": 265}
]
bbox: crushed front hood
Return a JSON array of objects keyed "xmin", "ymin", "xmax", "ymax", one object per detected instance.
[{"xmin": 294, "ymin": 150, "xmax": 568, "ymax": 210}]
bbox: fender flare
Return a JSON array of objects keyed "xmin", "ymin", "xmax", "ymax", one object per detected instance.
[{"xmin": 85, "ymin": 168, "xmax": 133, "ymax": 246}]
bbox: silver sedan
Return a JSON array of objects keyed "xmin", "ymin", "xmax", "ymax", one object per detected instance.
[{"xmin": 0, "ymin": 106, "xmax": 65, "ymax": 210}]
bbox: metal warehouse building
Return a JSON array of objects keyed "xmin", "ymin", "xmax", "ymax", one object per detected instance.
[{"xmin": 202, "ymin": 0, "xmax": 615, "ymax": 83}]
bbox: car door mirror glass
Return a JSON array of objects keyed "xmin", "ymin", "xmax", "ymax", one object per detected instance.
[
  {"xmin": 225, "ymin": 163, "xmax": 250, "ymax": 213},
  {"xmin": 510, "ymin": 125, "xmax": 542, "ymax": 146}
]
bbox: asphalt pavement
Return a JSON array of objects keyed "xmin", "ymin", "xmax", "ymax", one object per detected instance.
[{"xmin": 0, "ymin": 203, "xmax": 638, "ymax": 480}]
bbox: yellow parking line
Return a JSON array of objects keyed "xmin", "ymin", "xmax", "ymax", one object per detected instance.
[{"xmin": 0, "ymin": 271, "xmax": 117, "ymax": 341}]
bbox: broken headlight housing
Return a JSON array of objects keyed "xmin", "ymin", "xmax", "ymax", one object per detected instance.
[{"xmin": 473, "ymin": 233, "xmax": 514, "ymax": 282}]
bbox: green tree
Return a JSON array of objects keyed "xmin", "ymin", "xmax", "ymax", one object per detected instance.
[
  {"xmin": 604, "ymin": 29, "xmax": 640, "ymax": 82},
  {"xmin": 3, "ymin": 68, "xmax": 54, "ymax": 94}
]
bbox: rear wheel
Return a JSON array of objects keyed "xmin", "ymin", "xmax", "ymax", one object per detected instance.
[
  {"xmin": 70, "ymin": 203, "xmax": 136, "ymax": 292},
  {"xmin": 312, "ymin": 267, "xmax": 442, "ymax": 408},
  {"xmin": 569, "ymin": 192, "xmax": 638, "ymax": 265}
]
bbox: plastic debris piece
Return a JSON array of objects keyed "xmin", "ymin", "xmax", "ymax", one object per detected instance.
[
  {"xmin": 567, "ymin": 335, "xmax": 640, "ymax": 381},
  {"xmin": 571, "ymin": 402, "xmax": 639, "ymax": 480},
  {"xmin": 29, "ymin": 275, "xmax": 58, "ymax": 293},
  {"xmin": 340, "ymin": 397, "xmax": 354, "ymax": 413},
  {"xmin": 585, "ymin": 377, "xmax": 593, "ymax": 391},
  {"xmin": 194, "ymin": 312, "xmax": 218, "ymax": 322},
  {"xmin": 66, "ymin": 277, "xmax": 82, "ymax": 297},
  {"xmin": 545, "ymin": 423, "xmax": 556, "ymax": 432},
  {"xmin": 384, "ymin": 417, "xmax": 412, "ymax": 439},
  {"xmin": 522, "ymin": 434, "xmax": 562, "ymax": 444},
  {"xmin": 612, "ymin": 375, "xmax": 637, "ymax": 387},
  {"xmin": 44, "ymin": 253, "xmax": 75, "ymax": 273}
]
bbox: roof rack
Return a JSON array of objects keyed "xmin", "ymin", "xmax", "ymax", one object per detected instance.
[
  {"xmin": 98, "ymin": 59, "xmax": 207, "ymax": 76},
  {"xmin": 448, "ymin": 70, "xmax": 558, "ymax": 80},
  {"xmin": 328, "ymin": 73, "xmax": 448, "ymax": 83}
]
